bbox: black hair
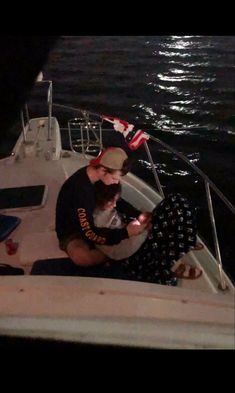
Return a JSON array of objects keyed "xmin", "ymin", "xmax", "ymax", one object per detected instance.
[{"xmin": 94, "ymin": 181, "xmax": 122, "ymax": 208}]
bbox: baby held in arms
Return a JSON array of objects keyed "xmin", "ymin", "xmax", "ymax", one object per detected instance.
[{"xmin": 93, "ymin": 181, "xmax": 152, "ymax": 260}]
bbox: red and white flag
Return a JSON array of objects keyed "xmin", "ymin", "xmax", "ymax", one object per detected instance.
[
  {"xmin": 102, "ymin": 115, "xmax": 149, "ymax": 150},
  {"xmin": 127, "ymin": 129, "xmax": 149, "ymax": 150},
  {"xmin": 102, "ymin": 115, "xmax": 134, "ymax": 137}
]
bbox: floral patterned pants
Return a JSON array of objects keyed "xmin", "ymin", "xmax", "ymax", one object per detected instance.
[{"xmin": 121, "ymin": 193, "xmax": 197, "ymax": 286}]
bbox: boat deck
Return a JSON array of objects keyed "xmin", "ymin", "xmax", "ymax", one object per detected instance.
[
  {"xmin": 0, "ymin": 117, "xmax": 234, "ymax": 349},
  {"xmin": 0, "ymin": 118, "xmax": 234, "ymax": 296}
]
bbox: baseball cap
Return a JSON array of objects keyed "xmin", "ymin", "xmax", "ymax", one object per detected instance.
[{"xmin": 89, "ymin": 147, "xmax": 128, "ymax": 170}]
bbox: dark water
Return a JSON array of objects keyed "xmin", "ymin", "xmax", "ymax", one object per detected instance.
[{"xmin": 4, "ymin": 36, "xmax": 235, "ymax": 282}]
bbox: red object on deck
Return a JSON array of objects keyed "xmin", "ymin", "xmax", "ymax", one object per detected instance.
[{"xmin": 5, "ymin": 238, "xmax": 19, "ymax": 255}]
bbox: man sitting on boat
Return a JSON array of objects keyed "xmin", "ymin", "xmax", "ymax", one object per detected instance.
[{"xmin": 55, "ymin": 147, "xmax": 148, "ymax": 267}]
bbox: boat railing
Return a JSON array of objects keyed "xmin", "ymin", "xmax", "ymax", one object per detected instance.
[
  {"xmin": 67, "ymin": 117, "xmax": 103, "ymax": 155},
  {"xmin": 21, "ymin": 76, "xmax": 53, "ymax": 142},
  {"xmin": 143, "ymin": 136, "xmax": 235, "ymax": 291}
]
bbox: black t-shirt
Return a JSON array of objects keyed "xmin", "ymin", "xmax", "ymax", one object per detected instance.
[{"xmin": 55, "ymin": 166, "xmax": 128, "ymax": 245}]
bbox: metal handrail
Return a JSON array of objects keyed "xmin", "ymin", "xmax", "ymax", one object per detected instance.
[
  {"xmin": 144, "ymin": 141, "xmax": 165, "ymax": 198},
  {"xmin": 35, "ymin": 78, "xmax": 53, "ymax": 140},
  {"xmin": 143, "ymin": 137, "xmax": 234, "ymax": 291},
  {"xmin": 20, "ymin": 110, "xmax": 27, "ymax": 143},
  {"xmin": 47, "ymin": 81, "xmax": 53, "ymax": 140},
  {"xmin": 53, "ymin": 103, "xmax": 101, "ymax": 121},
  {"xmin": 67, "ymin": 115, "xmax": 103, "ymax": 155},
  {"xmin": 21, "ymin": 78, "xmax": 53, "ymax": 141},
  {"xmin": 148, "ymin": 135, "xmax": 235, "ymax": 215},
  {"xmin": 68, "ymin": 118, "xmax": 87, "ymax": 155},
  {"xmin": 205, "ymin": 181, "xmax": 226, "ymax": 290}
]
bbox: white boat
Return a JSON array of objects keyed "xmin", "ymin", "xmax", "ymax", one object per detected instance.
[{"xmin": 0, "ymin": 76, "xmax": 234, "ymax": 350}]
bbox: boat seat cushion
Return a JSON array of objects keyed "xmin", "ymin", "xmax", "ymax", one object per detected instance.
[
  {"xmin": 0, "ymin": 214, "xmax": 21, "ymax": 242},
  {"xmin": 30, "ymin": 257, "xmax": 129, "ymax": 280}
]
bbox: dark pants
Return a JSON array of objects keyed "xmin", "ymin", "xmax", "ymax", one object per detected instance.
[
  {"xmin": 120, "ymin": 193, "xmax": 197, "ymax": 286},
  {"xmin": 31, "ymin": 256, "xmax": 130, "ymax": 280}
]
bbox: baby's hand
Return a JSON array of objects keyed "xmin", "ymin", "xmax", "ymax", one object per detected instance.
[
  {"xmin": 138, "ymin": 212, "xmax": 152, "ymax": 224},
  {"xmin": 126, "ymin": 220, "xmax": 147, "ymax": 237}
]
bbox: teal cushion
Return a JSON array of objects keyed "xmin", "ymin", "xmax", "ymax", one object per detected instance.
[{"xmin": 0, "ymin": 214, "xmax": 21, "ymax": 242}]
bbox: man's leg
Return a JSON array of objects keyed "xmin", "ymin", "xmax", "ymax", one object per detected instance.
[{"xmin": 66, "ymin": 238, "xmax": 108, "ymax": 267}]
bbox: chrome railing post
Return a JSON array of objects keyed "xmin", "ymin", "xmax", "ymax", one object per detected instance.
[
  {"xmin": 205, "ymin": 181, "xmax": 227, "ymax": 290},
  {"xmin": 80, "ymin": 124, "xmax": 85, "ymax": 156},
  {"xmin": 20, "ymin": 110, "xmax": 27, "ymax": 143},
  {"xmin": 144, "ymin": 141, "xmax": 165, "ymax": 198},
  {"xmin": 36, "ymin": 74, "xmax": 53, "ymax": 141},
  {"xmin": 99, "ymin": 122, "xmax": 103, "ymax": 152},
  {"xmin": 67, "ymin": 120, "xmax": 73, "ymax": 152},
  {"xmin": 25, "ymin": 104, "xmax": 31, "ymax": 130},
  {"xmin": 47, "ymin": 81, "xmax": 52, "ymax": 140}
]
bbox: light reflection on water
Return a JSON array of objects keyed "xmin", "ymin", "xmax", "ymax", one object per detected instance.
[
  {"xmin": 157, "ymin": 73, "xmax": 216, "ymax": 83},
  {"xmin": 170, "ymin": 68, "xmax": 190, "ymax": 74},
  {"xmin": 138, "ymin": 159, "xmax": 191, "ymax": 177},
  {"xmin": 139, "ymin": 36, "xmax": 235, "ymax": 134},
  {"xmin": 42, "ymin": 35, "xmax": 235, "ymax": 138},
  {"xmin": 168, "ymin": 61, "xmax": 211, "ymax": 67},
  {"xmin": 169, "ymin": 105, "xmax": 211, "ymax": 115},
  {"xmin": 163, "ymin": 41, "xmax": 196, "ymax": 50},
  {"xmin": 171, "ymin": 36, "xmax": 202, "ymax": 39}
]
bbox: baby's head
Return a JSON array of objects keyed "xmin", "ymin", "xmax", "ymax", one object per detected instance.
[{"xmin": 94, "ymin": 181, "xmax": 121, "ymax": 210}]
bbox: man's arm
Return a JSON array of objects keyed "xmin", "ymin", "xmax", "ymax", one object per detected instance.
[
  {"xmin": 94, "ymin": 209, "xmax": 148, "ymax": 260},
  {"xmin": 76, "ymin": 205, "xmax": 129, "ymax": 246}
]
